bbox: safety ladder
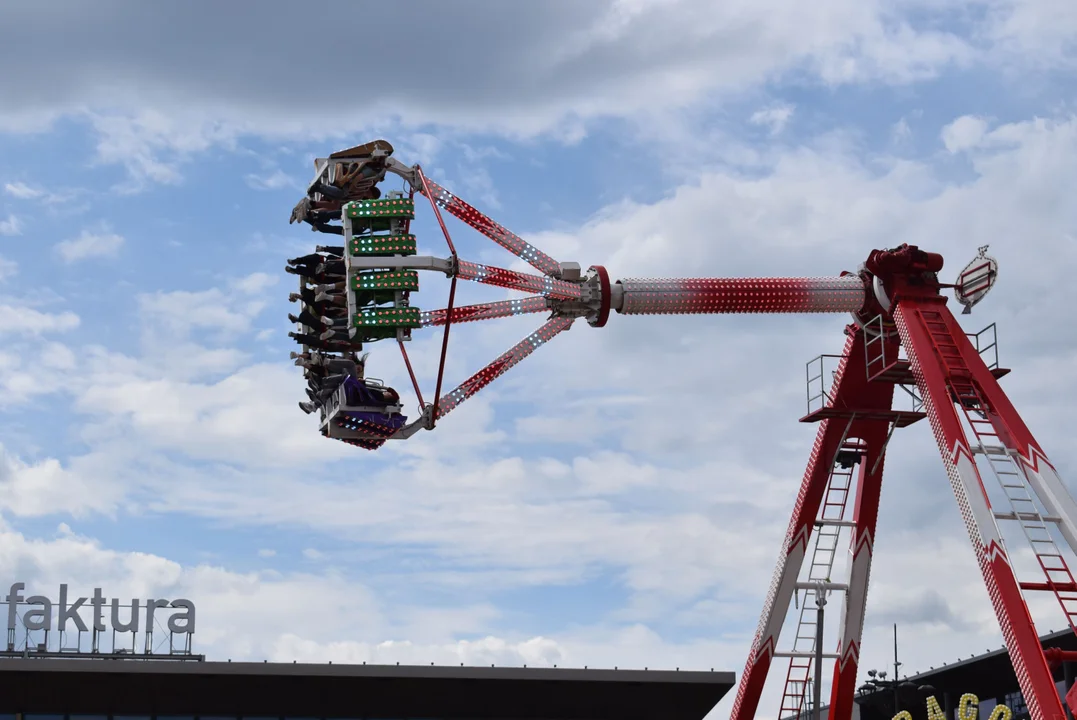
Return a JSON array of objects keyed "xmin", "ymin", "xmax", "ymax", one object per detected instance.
[
  {"xmin": 778, "ymin": 421, "xmax": 859, "ymax": 719},
  {"xmin": 918, "ymin": 308, "xmax": 1077, "ymax": 635}
]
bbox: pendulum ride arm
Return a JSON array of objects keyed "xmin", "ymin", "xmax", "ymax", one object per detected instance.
[
  {"xmin": 405, "ymin": 272, "xmax": 870, "ymax": 429},
  {"xmin": 614, "ymin": 276, "xmax": 867, "ymax": 315},
  {"xmin": 371, "ymin": 152, "xmax": 877, "ymax": 442},
  {"xmin": 362, "ymin": 150, "xmax": 878, "ymax": 439}
]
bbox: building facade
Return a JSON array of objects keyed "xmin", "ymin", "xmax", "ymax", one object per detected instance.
[{"xmin": 788, "ymin": 629, "xmax": 1077, "ymax": 720}]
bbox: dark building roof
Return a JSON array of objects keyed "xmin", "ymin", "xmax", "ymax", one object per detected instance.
[
  {"xmin": 855, "ymin": 629, "xmax": 1077, "ymax": 720},
  {"xmin": 0, "ymin": 657, "xmax": 735, "ymax": 720}
]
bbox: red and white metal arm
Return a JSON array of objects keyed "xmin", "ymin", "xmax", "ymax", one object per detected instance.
[
  {"xmin": 457, "ymin": 260, "xmax": 582, "ymax": 300},
  {"xmin": 421, "ymin": 296, "xmax": 550, "ymax": 328},
  {"xmin": 434, "ymin": 316, "xmax": 574, "ymax": 420},
  {"xmin": 418, "ymin": 174, "xmax": 563, "ymax": 278},
  {"xmin": 614, "ymin": 276, "xmax": 867, "ymax": 315}
]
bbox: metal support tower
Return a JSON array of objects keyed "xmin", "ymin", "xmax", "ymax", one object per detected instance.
[{"xmin": 729, "ymin": 248, "xmax": 1076, "ymax": 720}]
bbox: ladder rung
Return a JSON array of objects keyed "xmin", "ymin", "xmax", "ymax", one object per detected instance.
[
  {"xmin": 994, "ymin": 511, "xmax": 1061, "ymax": 523},
  {"xmin": 1021, "ymin": 581, "xmax": 1077, "ymax": 592},
  {"xmin": 774, "ymin": 651, "xmax": 840, "ymax": 659},
  {"xmin": 975, "ymin": 445, "xmax": 1014, "ymax": 456},
  {"xmin": 794, "ymin": 581, "xmax": 848, "ymax": 592}
]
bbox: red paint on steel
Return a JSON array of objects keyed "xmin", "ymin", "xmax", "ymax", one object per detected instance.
[
  {"xmin": 397, "ymin": 338, "xmax": 425, "ymax": 411},
  {"xmin": 416, "ymin": 165, "xmax": 457, "ymax": 256},
  {"xmin": 589, "ymin": 265, "xmax": 611, "ymax": 327},
  {"xmin": 431, "ymin": 274, "xmax": 457, "ymax": 426},
  {"xmin": 617, "ymin": 276, "xmax": 866, "ymax": 315}
]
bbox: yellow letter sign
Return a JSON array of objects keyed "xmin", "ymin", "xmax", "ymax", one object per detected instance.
[{"xmin": 890, "ymin": 692, "xmax": 1011, "ymax": 720}]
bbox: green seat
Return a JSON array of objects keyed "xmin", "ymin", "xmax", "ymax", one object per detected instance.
[
  {"xmin": 352, "ymin": 306, "xmax": 421, "ymax": 331},
  {"xmin": 344, "ymin": 199, "xmax": 415, "ymax": 232},
  {"xmin": 351, "ymin": 270, "xmax": 419, "ymax": 293},
  {"xmin": 348, "ymin": 233, "xmax": 417, "ymax": 256}
]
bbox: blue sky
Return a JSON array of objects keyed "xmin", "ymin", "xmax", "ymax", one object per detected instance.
[{"xmin": 2, "ymin": 1, "xmax": 1077, "ymax": 717}]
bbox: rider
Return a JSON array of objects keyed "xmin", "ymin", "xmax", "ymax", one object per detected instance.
[{"xmin": 288, "ymin": 140, "xmax": 395, "ymax": 234}]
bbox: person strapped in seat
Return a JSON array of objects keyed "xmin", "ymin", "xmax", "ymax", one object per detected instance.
[{"xmin": 288, "ymin": 140, "xmax": 395, "ymax": 235}]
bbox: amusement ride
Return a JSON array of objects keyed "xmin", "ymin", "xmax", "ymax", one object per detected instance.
[{"xmin": 286, "ymin": 140, "xmax": 1077, "ymax": 720}]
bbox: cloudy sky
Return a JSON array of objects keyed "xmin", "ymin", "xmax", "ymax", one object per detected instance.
[{"xmin": 2, "ymin": 0, "xmax": 1077, "ymax": 716}]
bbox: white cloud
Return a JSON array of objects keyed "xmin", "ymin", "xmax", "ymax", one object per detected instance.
[
  {"xmin": 0, "ymin": 1, "xmax": 1027, "ymax": 185},
  {"xmin": 245, "ymin": 169, "xmax": 297, "ymax": 191},
  {"xmin": 231, "ymin": 272, "xmax": 278, "ymax": 295},
  {"xmin": 0, "ymin": 214, "xmax": 22, "ymax": 236},
  {"xmin": 981, "ymin": 0, "xmax": 1077, "ymax": 70},
  {"xmin": 55, "ymin": 229, "xmax": 125, "ymax": 262},
  {"xmin": 138, "ymin": 284, "xmax": 264, "ymax": 336},
  {"xmin": 0, "ymin": 339, "xmax": 79, "ymax": 406},
  {"xmin": 2, "ymin": 181, "xmax": 68, "ymax": 205},
  {"xmin": 302, "ymin": 548, "xmax": 323, "ymax": 560},
  {"xmin": 258, "ymin": 548, "xmax": 276, "ymax": 558},
  {"xmin": 3, "ymin": 182, "xmax": 42, "ymax": 199},
  {"xmin": 87, "ymin": 110, "xmax": 236, "ymax": 191},
  {"xmin": 0, "ymin": 446, "xmax": 121, "ymax": 517},
  {"xmin": 749, "ymin": 104, "xmax": 795, "ymax": 136},
  {"xmin": 941, "ymin": 114, "xmax": 990, "ymax": 153},
  {"xmin": 892, "ymin": 117, "xmax": 912, "ymax": 144},
  {"xmin": 0, "ymin": 256, "xmax": 16, "ymax": 281},
  {"xmin": 273, "ymin": 634, "xmax": 568, "ymax": 668},
  {"xmin": 0, "ymin": 305, "xmax": 80, "ymax": 335}
]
